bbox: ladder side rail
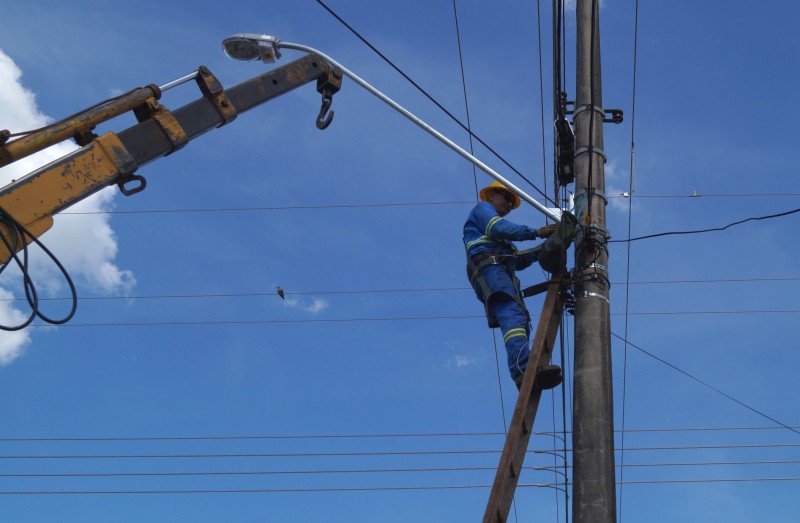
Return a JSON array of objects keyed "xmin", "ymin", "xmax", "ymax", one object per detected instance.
[{"xmin": 482, "ymin": 274, "xmax": 565, "ymax": 523}]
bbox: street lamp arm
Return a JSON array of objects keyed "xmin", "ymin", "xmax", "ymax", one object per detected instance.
[{"xmin": 276, "ymin": 40, "xmax": 561, "ymax": 223}]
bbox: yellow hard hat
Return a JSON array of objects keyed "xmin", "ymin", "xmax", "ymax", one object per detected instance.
[{"xmin": 479, "ymin": 181, "xmax": 520, "ymax": 209}]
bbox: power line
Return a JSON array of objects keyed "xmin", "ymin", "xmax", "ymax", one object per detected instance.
[
  {"xmin": 30, "ymin": 315, "xmax": 485, "ymax": 328},
  {"xmin": 0, "ymin": 484, "xmax": 507, "ymax": 496},
  {"xmin": 3, "ymin": 287, "xmax": 470, "ymax": 302},
  {"xmin": 59, "ymin": 201, "xmax": 474, "ymax": 215},
  {"xmin": 0, "ymin": 431, "xmax": 504, "ymax": 442},
  {"xmin": 24, "ymin": 308, "xmax": 800, "ymax": 329},
  {"xmin": 610, "ymin": 206, "xmax": 800, "ymax": 243},
  {"xmin": 534, "ymin": 0, "xmax": 548, "ymax": 205},
  {"xmin": 614, "ymin": 332, "xmax": 800, "ymax": 438},
  {"xmin": 4, "ymin": 424, "xmax": 799, "ymax": 442},
  {"xmin": 52, "ymin": 191, "xmax": 800, "ymax": 215},
  {"xmin": 3, "ymin": 458, "xmax": 798, "ymax": 479},
  {"xmin": 619, "ymin": 276, "xmax": 800, "ymax": 285},
  {"xmin": 0, "ymin": 449, "xmax": 504, "ymax": 460},
  {"xmin": 3, "ymin": 459, "xmax": 799, "ymax": 480},
  {"xmin": 6, "ymin": 276, "xmax": 798, "ymax": 303},
  {"xmin": 619, "ymin": 459, "xmax": 800, "ymax": 469},
  {"xmin": 314, "ymin": 0, "xmax": 557, "ymax": 206},
  {"xmin": 451, "ymin": 0, "xmax": 479, "ymax": 200},
  {"xmin": 609, "ymin": 193, "xmax": 800, "ymax": 199},
  {"xmin": 0, "ymin": 466, "xmax": 501, "ymax": 479},
  {"xmin": 3, "ymin": 477, "xmax": 798, "ymax": 496},
  {"xmin": 617, "ymin": 309, "xmax": 800, "ymax": 316},
  {"xmin": 4, "ymin": 443, "xmax": 800, "ymax": 461},
  {"xmin": 612, "ymin": 477, "xmax": 800, "ymax": 486},
  {"xmin": 50, "ymin": 193, "xmax": 800, "ymax": 216},
  {"xmin": 619, "ymin": 0, "xmax": 641, "ymax": 515}
]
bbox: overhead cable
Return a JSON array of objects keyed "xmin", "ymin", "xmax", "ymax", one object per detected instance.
[
  {"xmin": 611, "ymin": 207, "xmax": 800, "ymax": 243},
  {"xmin": 2, "ymin": 478, "xmax": 797, "ymax": 496},
  {"xmin": 6, "ymin": 276, "xmax": 800, "ymax": 303},
  {"xmin": 60, "ymin": 201, "xmax": 475, "ymax": 215},
  {"xmin": 620, "ymin": 2, "xmax": 641, "ymax": 515},
  {"xmin": 5, "ymin": 442, "xmax": 800, "ymax": 460},
  {"xmin": 314, "ymin": 0, "xmax": 557, "ymax": 207},
  {"xmin": 25, "ymin": 308, "xmax": 800, "ymax": 329},
  {"xmin": 451, "ymin": 0, "xmax": 479, "ymax": 200},
  {"xmin": 3, "ymin": 458, "xmax": 799, "ymax": 479},
  {"xmin": 612, "ymin": 332, "xmax": 800, "ymax": 438},
  {"xmin": 4, "ymin": 424, "xmax": 798, "ymax": 442}
]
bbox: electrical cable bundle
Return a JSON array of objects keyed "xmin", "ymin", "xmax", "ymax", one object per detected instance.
[{"xmin": 0, "ymin": 208, "xmax": 77, "ymax": 330}]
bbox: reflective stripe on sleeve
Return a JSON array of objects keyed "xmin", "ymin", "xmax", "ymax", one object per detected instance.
[{"xmin": 485, "ymin": 216, "xmax": 503, "ymax": 237}]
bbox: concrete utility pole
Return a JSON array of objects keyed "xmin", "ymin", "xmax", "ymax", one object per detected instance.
[{"xmin": 572, "ymin": 0, "xmax": 617, "ymax": 522}]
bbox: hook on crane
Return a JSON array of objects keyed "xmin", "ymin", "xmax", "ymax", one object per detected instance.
[{"xmin": 316, "ymin": 91, "xmax": 334, "ymax": 130}]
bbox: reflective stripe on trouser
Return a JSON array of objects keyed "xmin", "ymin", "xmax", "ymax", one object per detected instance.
[{"xmin": 491, "ymin": 297, "xmax": 531, "ymax": 381}]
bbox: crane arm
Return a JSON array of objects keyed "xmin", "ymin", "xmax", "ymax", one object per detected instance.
[{"xmin": 0, "ymin": 54, "xmax": 342, "ymax": 262}]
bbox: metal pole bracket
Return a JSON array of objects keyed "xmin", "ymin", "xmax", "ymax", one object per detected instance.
[
  {"xmin": 195, "ymin": 66, "xmax": 237, "ymax": 125},
  {"xmin": 133, "ymin": 99, "xmax": 188, "ymax": 154}
]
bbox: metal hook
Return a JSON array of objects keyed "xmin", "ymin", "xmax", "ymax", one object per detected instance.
[{"xmin": 316, "ymin": 93, "xmax": 334, "ymax": 130}]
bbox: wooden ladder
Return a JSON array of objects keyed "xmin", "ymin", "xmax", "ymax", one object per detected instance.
[{"xmin": 482, "ymin": 273, "xmax": 565, "ymax": 523}]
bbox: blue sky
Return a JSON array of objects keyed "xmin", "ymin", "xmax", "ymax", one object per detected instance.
[{"xmin": 1, "ymin": 1, "xmax": 799, "ymax": 522}]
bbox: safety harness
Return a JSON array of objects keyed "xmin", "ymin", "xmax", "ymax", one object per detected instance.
[{"xmin": 466, "ymin": 248, "xmax": 531, "ymax": 329}]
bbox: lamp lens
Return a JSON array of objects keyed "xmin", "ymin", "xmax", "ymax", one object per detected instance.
[{"xmin": 223, "ymin": 38, "xmax": 260, "ymax": 61}]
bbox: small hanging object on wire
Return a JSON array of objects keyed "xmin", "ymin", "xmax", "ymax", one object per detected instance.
[{"xmin": 276, "ymin": 286, "xmax": 285, "ymax": 300}]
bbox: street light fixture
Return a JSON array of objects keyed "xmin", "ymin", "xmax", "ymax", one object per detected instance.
[
  {"xmin": 222, "ymin": 33, "xmax": 561, "ymax": 222},
  {"xmin": 223, "ymin": 34, "xmax": 281, "ymax": 63}
]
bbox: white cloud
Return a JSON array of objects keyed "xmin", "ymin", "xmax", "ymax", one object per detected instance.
[
  {"xmin": 284, "ymin": 296, "xmax": 329, "ymax": 314},
  {"xmin": 445, "ymin": 341, "xmax": 478, "ymax": 369},
  {"xmin": 0, "ymin": 288, "xmax": 31, "ymax": 363},
  {"xmin": 604, "ymin": 160, "xmax": 635, "ymax": 214},
  {"xmin": 453, "ymin": 354, "xmax": 477, "ymax": 368},
  {"xmin": 0, "ymin": 50, "xmax": 134, "ymax": 365}
]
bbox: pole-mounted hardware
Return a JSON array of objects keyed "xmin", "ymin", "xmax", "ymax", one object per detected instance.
[
  {"xmin": 603, "ymin": 108, "xmax": 623, "ymax": 124},
  {"xmin": 556, "ymin": 116, "xmax": 576, "ymax": 185}
]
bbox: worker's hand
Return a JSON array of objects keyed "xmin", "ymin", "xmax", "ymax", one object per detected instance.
[{"xmin": 535, "ymin": 224, "xmax": 559, "ymax": 239}]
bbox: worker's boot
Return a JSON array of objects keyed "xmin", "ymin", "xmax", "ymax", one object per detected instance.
[
  {"xmin": 536, "ymin": 364, "xmax": 563, "ymax": 390},
  {"xmin": 513, "ymin": 365, "xmax": 563, "ymax": 391}
]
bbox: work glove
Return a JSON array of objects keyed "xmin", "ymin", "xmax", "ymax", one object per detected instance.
[{"xmin": 535, "ymin": 224, "xmax": 559, "ymax": 239}]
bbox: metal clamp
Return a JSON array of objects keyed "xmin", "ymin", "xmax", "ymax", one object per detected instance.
[
  {"xmin": 572, "ymin": 104, "xmax": 623, "ymax": 124},
  {"xmin": 604, "ymin": 108, "xmax": 624, "ymax": 124},
  {"xmin": 133, "ymin": 99, "xmax": 188, "ymax": 154},
  {"xmin": 574, "ymin": 146, "xmax": 607, "ymax": 163},
  {"xmin": 573, "ymin": 273, "xmax": 611, "ymax": 290},
  {"xmin": 575, "ymin": 188, "xmax": 608, "ymax": 205},
  {"xmin": 196, "ymin": 66, "xmax": 237, "ymax": 125},
  {"xmin": 572, "ymin": 104, "xmax": 605, "ymax": 119},
  {"xmin": 585, "ymin": 263, "xmax": 608, "ymax": 274},
  {"xmin": 578, "ymin": 291, "xmax": 609, "ymax": 304}
]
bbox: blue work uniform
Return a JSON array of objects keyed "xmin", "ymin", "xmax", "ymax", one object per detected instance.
[{"xmin": 464, "ymin": 201, "xmax": 541, "ymax": 382}]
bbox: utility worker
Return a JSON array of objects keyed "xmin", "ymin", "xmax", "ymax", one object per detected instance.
[{"xmin": 464, "ymin": 181, "xmax": 562, "ymax": 391}]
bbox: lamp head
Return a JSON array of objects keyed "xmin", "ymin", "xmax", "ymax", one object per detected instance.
[{"xmin": 222, "ymin": 34, "xmax": 281, "ymax": 63}]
